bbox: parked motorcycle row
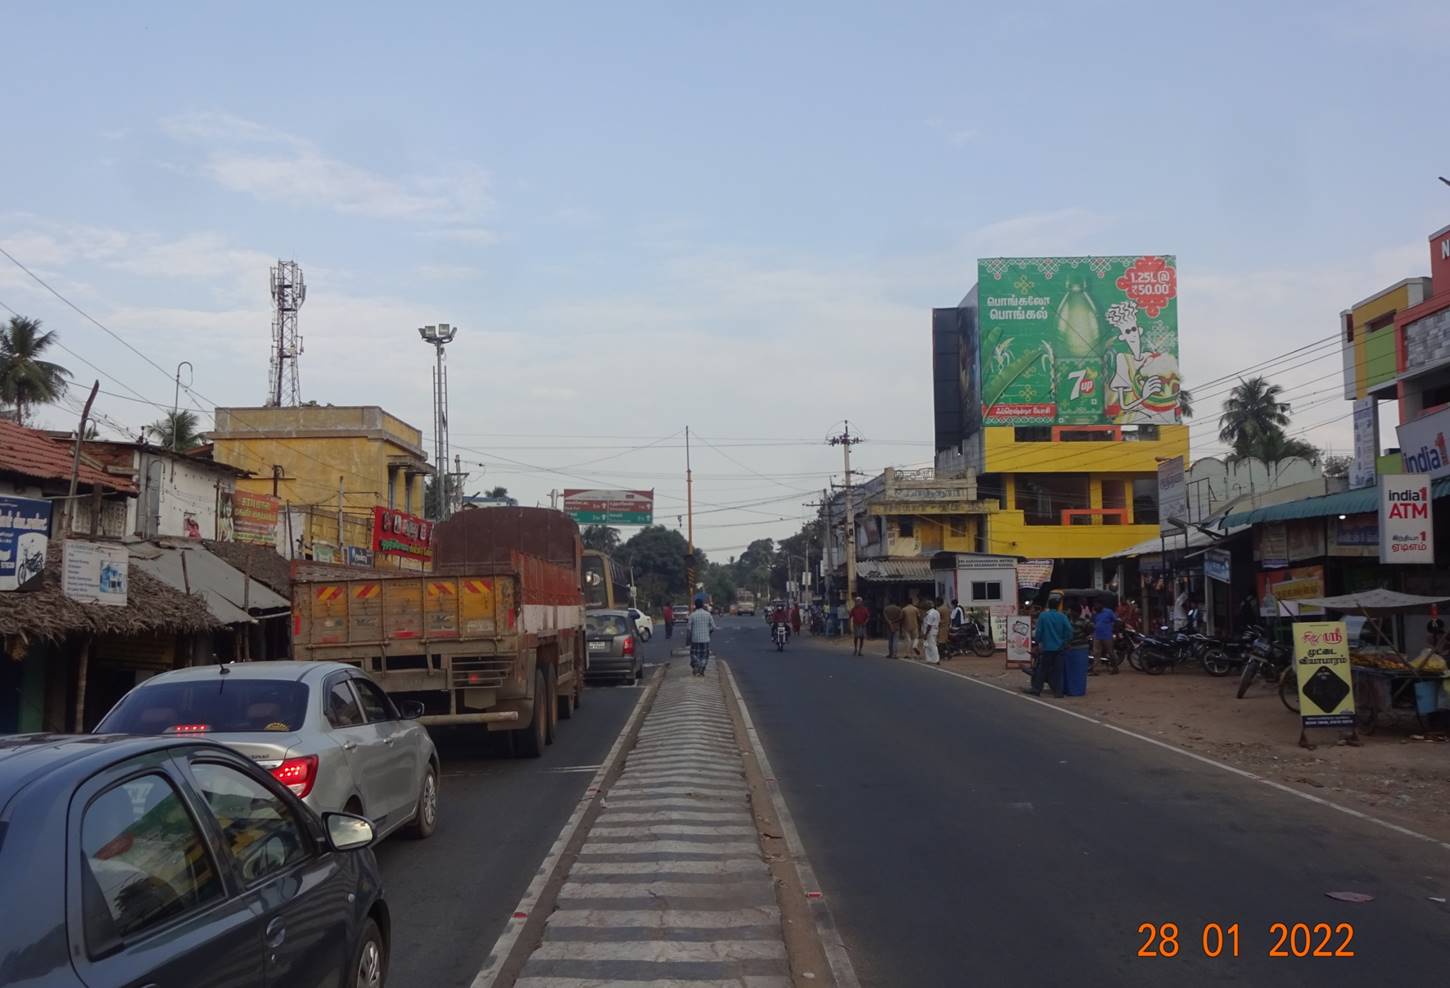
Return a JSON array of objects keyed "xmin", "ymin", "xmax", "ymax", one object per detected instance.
[{"xmin": 1114, "ymin": 624, "xmax": 1301, "ymax": 711}]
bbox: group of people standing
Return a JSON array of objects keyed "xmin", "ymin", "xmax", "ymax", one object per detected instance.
[{"xmin": 872, "ymin": 596, "xmax": 963, "ymax": 664}]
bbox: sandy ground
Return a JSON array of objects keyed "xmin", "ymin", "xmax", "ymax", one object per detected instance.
[{"xmin": 813, "ymin": 631, "xmax": 1450, "ymax": 845}]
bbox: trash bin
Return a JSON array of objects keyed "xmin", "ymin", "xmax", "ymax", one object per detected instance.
[
  {"xmin": 1414, "ymin": 680, "xmax": 1440, "ymax": 716},
  {"xmin": 1063, "ymin": 646, "xmax": 1090, "ymax": 696}
]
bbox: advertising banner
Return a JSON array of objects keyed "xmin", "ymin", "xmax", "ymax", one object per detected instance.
[
  {"xmin": 1258, "ymin": 565, "xmax": 1324, "ymax": 618},
  {"xmin": 1157, "ymin": 456, "xmax": 1187, "ymax": 533},
  {"xmin": 0, "ymin": 495, "xmax": 51, "ymax": 591},
  {"xmin": 346, "ymin": 546, "xmax": 375, "ymax": 568},
  {"xmin": 562, "ymin": 489, "xmax": 654, "ymax": 526},
  {"xmin": 977, "ymin": 255, "xmax": 1181, "ymax": 426},
  {"xmin": 1257, "ymin": 524, "xmax": 1289, "ymax": 569},
  {"xmin": 1396, "ymin": 405, "xmax": 1450, "ymax": 481},
  {"xmin": 372, "ymin": 507, "xmax": 434, "ymax": 562},
  {"xmin": 1292, "ymin": 621, "xmax": 1355, "ymax": 728},
  {"xmin": 1006, "ymin": 613, "xmax": 1033, "ymax": 669},
  {"xmin": 1015, "ymin": 559, "xmax": 1055, "ymax": 589},
  {"xmin": 62, "ymin": 540, "xmax": 128, "ymax": 607},
  {"xmin": 219, "ymin": 490, "xmax": 280, "ymax": 546},
  {"xmin": 1351, "ymin": 398, "xmax": 1378, "ymax": 489},
  {"xmin": 1286, "ymin": 519, "xmax": 1326, "ymax": 563},
  {"xmin": 1378, "ymin": 474, "xmax": 1434, "ymax": 564},
  {"xmin": 1203, "ymin": 548, "xmax": 1231, "ymax": 584},
  {"xmin": 1327, "ymin": 514, "xmax": 1378, "ymax": 557}
]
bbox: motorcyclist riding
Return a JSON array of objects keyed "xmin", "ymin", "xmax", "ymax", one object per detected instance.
[{"xmin": 770, "ymin": 603, "xmax": 791, "ymax": 644}]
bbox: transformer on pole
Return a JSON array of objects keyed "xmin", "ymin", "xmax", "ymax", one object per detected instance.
[{"xmin": 267, "ymin": 260, "xmax": 306, "ymax": 406}]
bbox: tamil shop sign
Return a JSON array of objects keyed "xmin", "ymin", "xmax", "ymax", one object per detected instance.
[
  {"xmin": 1396, "ymin": 405, "xmax": 1450, "ymax": 481},
  {"xmin": 372, "ymin": 507, "xmax": 434, "ymax": 562},
  {"xmin": 1203, "ymin": 548, "xmax": 1231, "ymax": 584},
  {"xmin": 1378, "ymin": 475, "xmax": 1434, "ymax": 565},
  {"xmin": 1292, "ymin": 622, "xmax": 1355, "ymax": 729},
  {"xmin": 0, "ymin": 495, "xmax": 51, "ymax": 591},
  {"xmin": 562, "ymin": 489, "xmax": 654, "ymax": 526},
  {"xmin": 1258, "ymin": 565, "xmax": 1324, "ymax": 618},
  {"xmin": 62, "ymin": 540, "xmax": 128, "ymax": 607}
]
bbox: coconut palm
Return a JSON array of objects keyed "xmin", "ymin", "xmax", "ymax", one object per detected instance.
[
  {"xmin": 1218, "ymin": 377, "xmax": 1290, "ymax": 461},
  {"xmin": 147, "ymin": 409, "xmax": 205, "ymax": 450},
  {"xmin": 0, "ymin": 316, "xmax": 71, "ymax": 425},
  {"xmin": 1178, "ymin": 387, "xmax": 1194, "ymax": 420}
]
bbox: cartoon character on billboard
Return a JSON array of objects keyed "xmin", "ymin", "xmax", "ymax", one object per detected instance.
[{"xmin": 1103, "ymin": 300, "xmax": 1181, "ymax": 424}]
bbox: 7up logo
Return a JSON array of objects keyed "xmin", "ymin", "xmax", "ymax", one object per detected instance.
[{"xmin": 1068, "ymin": 368, "xmax": 1096, "ymax": 400}]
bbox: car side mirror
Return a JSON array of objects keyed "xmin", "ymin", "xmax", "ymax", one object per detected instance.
[
  {"xmin": 323, "ymin": 812, "xmax": 375, "ymax": 852},
  {"xmin": 398, "ymin": 699, "xmax": 425, "ymax": 720}
]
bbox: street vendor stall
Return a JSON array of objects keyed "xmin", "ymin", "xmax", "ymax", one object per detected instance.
[{"xmin": 1297, "ymin": 590, "xmax": 1450, "ymax": 733}]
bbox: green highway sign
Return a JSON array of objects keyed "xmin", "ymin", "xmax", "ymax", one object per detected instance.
[{"xmin": 569, "ymin": 509, "xmax": 653, "ymax": 525}]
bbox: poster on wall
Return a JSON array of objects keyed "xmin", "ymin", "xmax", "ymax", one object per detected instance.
[
  {"xmin": 976, "ymin": 255, "xmax": 1181, "ymax": 426},
  {"xmin": 1350, "ymin": 398, "xmax": 1378, "ymax": 489},
  {"xmin": 1257, "ymin": 524, "xmax": 1289, "ymax": 569},
  {"xmin": 1291, "ymin": 622, "xmax": 1355, "ymax": 728},
  {"xmin": 0, "ymin": 495, "xmax": 51, "ymax": 591},
  {"xmin": 1006, "ymin": 614, "xmax": 1033, "ymax": 669},
  {"xmin": 219, "ymin": 490, "xmax": 281, "ymax": 546},
  {"xmin": 1258, "ymin": 565, "xmax": 1324, "ymax": 618},
  {"xmin": 1157, "ymin": 456, "xmax": 1187, "ymax": 533},
  {"xmin": 62, "ymin": 540, "xmax": 128, "ymax": 606},
  {"xmin": 1015, "ymin": 559, "xmax": 1055, "ymax": 589},
  {"xmin": 372, "ymin": 507, "xmax": 434, "ymax": 562},
  {"xmin": 1378, "ymin": 474, "xmax": 1434, "ymax": 564},
  {"xmin": 1286, "ymin": 520, "xmax": 1326, "ymax": 562}
]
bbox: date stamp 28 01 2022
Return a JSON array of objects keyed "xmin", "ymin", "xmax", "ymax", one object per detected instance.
[{"xmin": 1138, "ymin": 922, "xmax": 1355, "ymax": 959}]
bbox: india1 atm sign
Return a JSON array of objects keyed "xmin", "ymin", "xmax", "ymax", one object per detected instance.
[
  {"xmin": 1377, "ymin": 474, "xmax": 1434, "ymax": 564},
  {"xmin": 562, "ymin": 489, "xmax": 654, "ymax": 526}
]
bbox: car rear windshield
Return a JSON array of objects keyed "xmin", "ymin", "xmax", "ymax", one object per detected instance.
[
  {"xmin": 97, "ymin": 679, "xmax": 310, "ymax": 735},
  {"xmin": 587, "ymin": 614, "xmax": 630, "ymax": 637}
]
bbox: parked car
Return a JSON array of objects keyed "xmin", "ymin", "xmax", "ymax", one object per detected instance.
[
  {"xmin": 96, "ymin": 661, "xmax": 439, "ymax": 843},
  {"xmin": 585, "ymin": 609, "xmax": 644, "ymax": 683},
  {"xmin": 628, "ymin": 607, "xmax": 654, "ymax": 640},
  {"xmin": 0, "ymin": 733, "xmax": 389, "ymax": 988}
]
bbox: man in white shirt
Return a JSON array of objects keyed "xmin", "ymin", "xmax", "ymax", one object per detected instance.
[
  {"xmin": 687, "ymin": 597, "xmax": 718, "ymax": 676},
  {"xmin": 921, "ymin": 600, "xmax": 942, "ymax": 665}
]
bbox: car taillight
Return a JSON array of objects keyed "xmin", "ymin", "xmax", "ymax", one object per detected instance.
[
  {"xmin": 271, "ymin": 755, "xmax": 319, "ymax": 798},
  {"xmin": 166, "ymin": 723, "xmax": 210, "ymax": 734},
  {"xmin": 623, "ymin": 636, "xmax": 635, "ymax": 656}
]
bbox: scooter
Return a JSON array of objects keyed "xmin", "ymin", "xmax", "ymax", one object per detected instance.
[{"xmin": 772, "ymin": 622, "xmax": 789, "ymax": 652}]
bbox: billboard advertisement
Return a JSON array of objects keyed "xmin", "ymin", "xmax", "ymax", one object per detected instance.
[
  {"xmin": 1350, "ymin": 398, "xmax": 1378, "ymax": 489},
  {"xmin": 1157, "ymin": 456, "xmax": 1187, "ymax": 533},
  {"xmin": 1396, "ymin": 405, "xmax": 1450, "ymax": 481},
  {"xmin": 218, "ymin": 490, "xmax": 280, "ymax": 546},
  {"xmin": 0, "ymin": 495, "xmax": 50, "ymax": 591},
  {"xmin": 562, "ymin": 489, "xmax": 654, "ymax": 526},
  {"xmin": 977, "ymin": 255, "xmax": 1181, "ymax": 426},
  {"xmin": 1292, "ymin": 622, "xmax": 1355, "ymax": 728},
  {"xmin": 62, "ymin": 540, "xmax": 128, "ymax": 607},
  {"xmin": 1378, "ymin": 474, "xmax": 1434, "ymax": 564},
  {"xmin": 1258, "ymin": 565, "xmax": 1324, "ymax": 618},
  {"xmin": 372, "ymin": 507, "xmax": 434, "ymax": 562}
]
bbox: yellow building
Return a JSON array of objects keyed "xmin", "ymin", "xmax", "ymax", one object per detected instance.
[
  {"xmin": 864, "ymin": 468, "xmax": 995, "ymax": 555},
  {"xmin": 210, "ymin": 405, "xmax": 432, "ymax": 560}
]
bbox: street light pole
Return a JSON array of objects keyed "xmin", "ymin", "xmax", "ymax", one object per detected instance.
[{"xmin": 172, "ymin": 361, "xmax": 193, "ymax": 451}]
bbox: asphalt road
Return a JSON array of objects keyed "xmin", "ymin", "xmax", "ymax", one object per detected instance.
[
  {"xmin": 373, "ymin": 632, "xmax": 665, "ymax": 987},
  {"xmin": 717, "ymin": 617, "xmax": 1450, "ymax": 987}
]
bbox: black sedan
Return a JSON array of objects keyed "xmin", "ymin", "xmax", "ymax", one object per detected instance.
[{"xmin": 0, "ymin": 733, "xmax": 391, "ymax": 988}]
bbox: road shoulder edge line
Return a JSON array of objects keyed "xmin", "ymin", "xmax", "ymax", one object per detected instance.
[
  {"xmin": 470, "ymin": 666, "xmax": 667, "ymax": 988},
  {"xmin": 721, "ymin": 659, "xmax": 864, "ymax": 988}
]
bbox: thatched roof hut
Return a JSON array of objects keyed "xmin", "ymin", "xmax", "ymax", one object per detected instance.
[
  {"xmin": 0, "ymin": 544, "xmax": 219, "ymax": 645},
  {"xmin": 201, "ymin": 539, "xmax": 294, "ymax": 597}
]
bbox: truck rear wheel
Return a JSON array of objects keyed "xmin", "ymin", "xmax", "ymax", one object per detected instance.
[{"xmin": 516, "ymin": 670, "xmax": 547, "ymax": 758}]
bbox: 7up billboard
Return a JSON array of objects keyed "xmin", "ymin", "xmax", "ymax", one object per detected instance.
[{"xmin": 977, "ymin": 256, "xmax": 1182, "ymax": 426}]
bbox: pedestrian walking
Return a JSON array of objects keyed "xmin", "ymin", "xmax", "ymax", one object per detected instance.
[
  {"xmin": 883, "ymin": 600, "xmax": 903, "ymax": 658},
  {"xmin": 688, "ymin": 596, "xmax": 717, "ymax": 675},
  {"xmin": 902, "ymin": 599, "xmax": 922, "ymax": 657},
  {"xmin": 663, "ymin": 602, "xmax": 674, "ymax": 639},
  {"xmin": 1023, "ymin": 597, "xmax": 1071, "ymax": 697},
  {"xmin": 1091, "ymin": 601, "xmax": 1117, "ymax": 675},
  {"xmin": 790, "ymin": 603, "xmax": 802, "ymax": 638},
  {"xmin": 849, "ymin": 596, "xmax": 870, "ymax": 656},
  {"xmin": 921, "ymin": 598, "xmax": 942, "ymax": 664},
  {"xmin": 936, "ymin": 599, "xmax": 951, "ymax": 656}
]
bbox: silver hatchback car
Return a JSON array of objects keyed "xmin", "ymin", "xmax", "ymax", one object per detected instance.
[{"xmin": 97, "ymin": 660, "xmax": 440, "ymax": 842}]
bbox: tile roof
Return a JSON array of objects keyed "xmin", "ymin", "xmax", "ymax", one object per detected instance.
[{"xmin": 0, "ymin": 418, "xmax": 136, "ymax": 493}]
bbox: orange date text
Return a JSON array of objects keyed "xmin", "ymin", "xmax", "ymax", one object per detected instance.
[{"xmin": 1137, "ymin": 922, "xmax": 1355, "ymax": 958}]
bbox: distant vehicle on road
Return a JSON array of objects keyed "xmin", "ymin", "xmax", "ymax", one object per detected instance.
[
  {"xmin": 97, "ymin": 660, "xmax": 440, "ymax": 843},
  {"xmin": 673, "ymin": 603, "xmax": 690, "ymax": 625},
  {"xmin": 0, "ymin": 733, "xmax": 389, "ymax": 988},
  {"xmin": 735, "ymin": 589, "xmax": 756, "ymax": 616},
  {"xmin": 628, "ymin": 607, "xmax": 654, "ymax": 640},
  {"xmin": 585, "ymin": 609, "xmax": 644, "ymax": 684},
  {"xmin": 582, "ymin": 549, "xmax": 632, "ymax": 610}
]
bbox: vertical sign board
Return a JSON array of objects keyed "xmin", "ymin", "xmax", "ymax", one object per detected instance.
[
  {"xmin": 0, "ymin": 495, "xmax": 51, "ymax": 591},
  {"xmin": 1350, "ymin": 398, "xmax": 1378, "ymax": 489},
  {"xmin": 1157, "ymin": 456, "xmax": 1188, "ymax": 532},
  {"xmin": 1292, "ymin": 622, "xmax": 1355, "ymax": 728},
  {"xmin": 1203, "ymin": 548, "xmax": 1231, "ymax": 584},
  {"xmin": 1378, "ymin": 474, "xmax": 1434, "ymax": 564},
  {"xmin": 62, "ymin": 540, "xmax": 128, "ymax": 606},
  {"xmin": 1006, "ymin": 614, "xmax": 1033, "ymax": 669}
]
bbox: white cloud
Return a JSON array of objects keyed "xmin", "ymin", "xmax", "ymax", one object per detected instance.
[{"xmin": 416, "ymin": 263, "xmax": 480, "ymax": 281}]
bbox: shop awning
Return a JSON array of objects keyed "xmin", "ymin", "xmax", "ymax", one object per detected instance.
[
  {"xmin": 1294, "ymin": 590, "xmax": 1450, "ymax": 614},
  {"xmin": 129, "ymin": 541, "xmax": 291, "ymax": 626},
  {"xmin": 856, "ymin": 558, "xmax": 935, "ymax": 583},
  {"xmin": 1222, "ymin": 476, "xmax": 1450, "ymax": 528},
  {"xmin": 1105, "ymin": 524, "xmax": 1245, "ymax": 560}
]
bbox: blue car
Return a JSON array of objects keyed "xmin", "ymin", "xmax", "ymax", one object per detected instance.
[{"xmin": 0, "ymin": 733, "xmax": 390, "ymax": 987}]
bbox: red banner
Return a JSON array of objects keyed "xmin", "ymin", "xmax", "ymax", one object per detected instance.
[
  {"xmin": 372, "ymin": 507, "xmax": 434, "ymax": 561},
  {"xmin": 222, "ymin": 490, "xmax": 279, "ymax": 546}
]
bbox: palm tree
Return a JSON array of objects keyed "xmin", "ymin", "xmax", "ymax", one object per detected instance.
[
  {"xmin": 1218, "ymin": 377, "xmax": 1290, "ymax": 461},
  {"xmin": 0, "ymin": 316, "xmax": 70, "ymax": 425},
  {"xmin": 147, "ymin": 409, "xmax": 204, "ymax": 450},
  {"xmin": 1178, "ymin": 387, "xmax": 1194, "ymax": 420}
]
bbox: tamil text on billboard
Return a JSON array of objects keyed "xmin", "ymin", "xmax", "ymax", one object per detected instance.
[
  {"xmin": 562, "ymin": 489, "xmax": 654, "ymax": 525},
  {"xmin": 219, "ymin": 490, "xmax": 280, "ymax": 546},
  {"xmin": 0, "ymin": 495, "xmax": 50, "ymax": 591},
  {"xmin": 977, "ymin": 255, "xmax": 1181, "ymax": 426},
  {"xmin": 1378, "ymin": 474, "xmax": 1434, "ymax": 564},
  {"xmin": 372, "ymin": 507, "xmax": 434, "ymax": 562}
]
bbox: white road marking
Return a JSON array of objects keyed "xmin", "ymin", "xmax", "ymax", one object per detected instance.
[
  {"xmin": 518, "ymin": 979, "xmax": 790, "ymax": 988},
  {"xmin": 569, "ymin": 859, "xmax": 764, "ymax": 876},
  {"xmin": 589, "ymin": 824, "xmax": 757, "ymax": 837},
  {"xmin": 582, "ymin": 840, "xmax": 762, "ymax": 855},
  {"xmin": 559, "ymin": 881, "xmax": 773, "ymax": 899},
  {"xmin": 527, "ymin": 940, "xmax": 786, "ymax": 961},
  {"xmin": 542, "ymin": 764, "xmax": 605, "ymax": 774},
  {"xmin": 608, "ymin": 786, "xmax": 749, "ymax": 798},
  {"xmin": 599, "ymin": 811, "xmax": 753, "ymax": 824},
  {"xmin": 545, "ymin": 907, "xmax": 780, "ymax": 928}
]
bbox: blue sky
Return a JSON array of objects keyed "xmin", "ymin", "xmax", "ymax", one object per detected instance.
[{"xmin": 2, "ymin": 1, "xmax": 1447, "ymax": 552}]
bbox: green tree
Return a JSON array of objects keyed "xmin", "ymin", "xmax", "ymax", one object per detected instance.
[
  {"xmin": 147, "ymin": 409, "xmax": 205, "ymax": 450},
  {"xmin": 1178, "ymin": 387, "xmax": 1194, "ymax": 420},
  {"xmin": 619, "ymin": 525, "xmax": 691, "ymax": 607},
  {"xmin": 582, "ymin": 525, "xmax": 621, "ymax": 553},
  {"xmin": 1218, "ymin": 377, "xmax": 1291, "ymax": 462},
  {"xmin": 486, "ymin": 485, "xmax": 510, "ymax": 499},
  {"xmin": 1322, "ymin": 454, "xmax": 1351, "ymax": 479},
  {"xmin": 0, "ymin": 316, "xmax": 70, "ymax": 425}
]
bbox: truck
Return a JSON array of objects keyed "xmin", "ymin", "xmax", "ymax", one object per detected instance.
[
  {"xmin": 291, "ymin": 507, "xmax": 585, "ymax": 757},
  {"xmin": 735, "ymin": 589, "xmax": 756, "ymax": 616}
]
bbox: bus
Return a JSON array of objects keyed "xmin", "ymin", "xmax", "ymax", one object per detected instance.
[
  {"xmin": 581, "ymin": 550, "xmax": 632, "ymax": 610},
  {"xmin": 735, "ymin": 589, "xmax": 756, "ymax": 616}
]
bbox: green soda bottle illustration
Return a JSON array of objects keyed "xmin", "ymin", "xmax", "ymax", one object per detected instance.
[{"xmin": 1055, "ymin": 274, "xmax": 1100, "ymax": 358}]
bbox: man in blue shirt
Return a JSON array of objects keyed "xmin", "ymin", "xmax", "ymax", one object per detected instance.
[
  {"xmin": 1091, "ymin": 602, "xmax": 1118, "ymax": 676},
  {"xmin": 1024, "ymin": 597, "xmax": 1072, "ymax": 697}
]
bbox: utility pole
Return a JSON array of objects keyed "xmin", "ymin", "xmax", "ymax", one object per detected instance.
[
  {"xmin": 685, "ymin": 426, "xmax": 695, "ymax": 599},
  {"xmin": 828, "ymin": 422, "xmax": 863, "ymax": 600},
  {"xmin": 65, "ymin": 381, "xmax": 100, "ymax": 535},
  {"xmin": 172, "ymin": 361, "xmax": 192, "ymax": 452},
  {"xmin": 550, "ymin": 489, "xmax": 559, "ymax": 510}
]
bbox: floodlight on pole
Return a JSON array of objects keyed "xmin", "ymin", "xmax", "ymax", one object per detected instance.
[{"xmin": 419, "ymin": 324, "xmax": 459, "ymax": 520}]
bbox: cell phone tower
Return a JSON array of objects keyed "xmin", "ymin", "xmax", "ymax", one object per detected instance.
[{"xmin": 266, "ymin": 260, "xmax": 307, "ymax": 406}]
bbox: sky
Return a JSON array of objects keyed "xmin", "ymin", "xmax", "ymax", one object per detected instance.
[{"xmin": 2, "ymin": 1, "xmax": 1448, "ymax": 556}]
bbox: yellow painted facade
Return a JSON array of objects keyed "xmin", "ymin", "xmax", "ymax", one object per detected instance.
[
  {"xmin": 210, "ymin": 405, "xmax": 431, "ymax": 554},
  {"xmin": 1341, "ymin": 279, "xmax": 1429, "ymax": 399},
  {"xmin": 874, "ymin": 513, "xmax": 983, "ymax": 555}
]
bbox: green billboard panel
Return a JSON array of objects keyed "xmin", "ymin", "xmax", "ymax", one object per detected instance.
[
  {"xmin": 569, "ymin": 510, "xmax": 653, "ymax": 525},
  {"xmin": 977, "ymin": 256, "xmax": 1181, "ymax": 426}
]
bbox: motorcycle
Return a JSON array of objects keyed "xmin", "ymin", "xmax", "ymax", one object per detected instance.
[
  {"xmin": 1132, "ymin": 626, "xmax": 1196, "ymax": 674},
  {"xmin": 942, "ymin": 620, "xmax": 995, "ymax": 658},
  {"xmin": 1235, "ymin": 627, "xmax": 1294, "ymax": 703},
  {"xmin": 1198, "ymin": 628, "xmax": 1256, "ymax": 677},
  {"xmin": 772, "ymin": 621, "xmax": 789, "ymax": 652}
]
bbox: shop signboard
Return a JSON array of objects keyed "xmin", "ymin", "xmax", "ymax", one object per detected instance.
[
  {"xmin": 1350, "ymin": 398, "xmax": 1378, "ymax": 489},
  {"xmin": 1203, "ymin": 548, "xmax": 1231, "ymax": 584},
  {"xmin": 1015, "ymin": 559, "xmax": 1054, "ymax": 588},
  {"xmin": 62, "ymin": 539, "xmax": 128, "ymax": 607},
  {"xmin": 1256, "ymin": 524, "xmax": 1289, "ymax": 569},
  {"xmin": 1396, "ymin": 405, "xmax": 1450, "ymax": 481},
  {"xmin": 1006, "ymin": 613, "xmax": 1033, "ymax": 669},
  {"xmin": 1291, "ymin": 621, "xmax": 1355, "ymax": 728},
  {"xmin": 346, "ymin": 546, "xmax": 375, "ymax": 568},
  {"xmin": 1377, "ymin": 474, "xmax": 1434, "ymax": 565},
  {"xmin": 312, "ymin": 542, "xmax": 336, "ymax": 564},
  {"xmin": 1157, "ymin": 456, "xmax": 1187, "ymax": 534},
  {"xmin": 0, "ymin": 495, "xmax": 50, "ymax": 591},
  {"xmin": 1286, "ymin": 519, "xmax": 1326, "ymax": 562},
  {"xmin": 219, "ymin": 490, "xmax": 280, "ymax": 546},
  {"xmin": 976, "ymin": 255, "xmax": 1182, "ymax": 426},
  {"xmin": 1327, "ymin": 514, "xmax": 1378, "ymax": 558},
  {"xmin": 372, "ymin": 507, "xmax": 434, "ymax": 562},
  {"xmin": 561, "ymin": 489, "xmax": 654, "ymax": 526},
  {"xmin": 1258, "ymin": 565, "xmax": 1324, "ymax": 618}
]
